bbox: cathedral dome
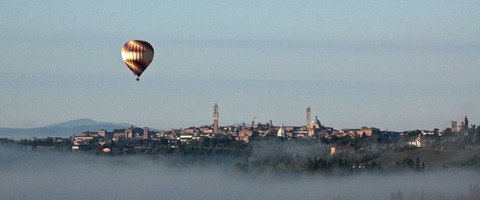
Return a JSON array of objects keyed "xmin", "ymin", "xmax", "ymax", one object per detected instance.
[{"xmin": 310, "ymin": 115, "xmax": 321, "ymax": 129}]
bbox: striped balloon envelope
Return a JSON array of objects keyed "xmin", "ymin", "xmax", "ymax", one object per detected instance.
[{"xmin": 121, "ymin": 40, "xmax": 154, "ymax": 81}]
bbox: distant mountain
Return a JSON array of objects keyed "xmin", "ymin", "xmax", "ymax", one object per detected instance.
[
  {"xmin": 47, "ymin": 118, "xmax": 132, "ymax": 128},
  {"xmin": 0, "ymin": 119, "xmax": 133, "ymax": 139},
  {"xmin": 46, "ymin": 118, "xmax": 101, "ymax": 128}
]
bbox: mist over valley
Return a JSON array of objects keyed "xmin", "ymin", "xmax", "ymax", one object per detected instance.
[{"xmin": 1, "ymin": 144, "xmax": 479, "ymax": 200}]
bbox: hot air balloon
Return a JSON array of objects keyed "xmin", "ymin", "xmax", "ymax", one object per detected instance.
[{"xmin": 121, "ymin": 40, "xmax": 154, "ymax": 81}]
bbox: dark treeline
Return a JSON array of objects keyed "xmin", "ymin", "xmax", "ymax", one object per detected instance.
[
  {"xmin": 3, "ymin": 135, "xmax": 479, "ymax": 177},
  {"xmin": 2, "ymin": 137, "xmax": 480, "ymax": 200}
]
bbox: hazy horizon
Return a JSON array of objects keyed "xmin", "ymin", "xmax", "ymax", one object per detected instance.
[{"xmin": 1, "ymin": 146, "xmax": 479, "ymax": 200}]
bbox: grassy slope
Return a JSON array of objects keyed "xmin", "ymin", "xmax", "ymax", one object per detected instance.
[{"xmin": 374, "ymin": 148, "xmax": 480, "ymax": 168}]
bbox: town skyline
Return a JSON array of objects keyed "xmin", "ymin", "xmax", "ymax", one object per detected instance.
[{"xmin": 0, "ymin": 101, "xmax": 475, "ymax": 133}]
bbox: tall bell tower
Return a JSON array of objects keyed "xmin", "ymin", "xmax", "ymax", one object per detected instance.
[
  {"xmin": 213, "ymin": 102, "xmax": 219, "ymax": 134},
  {"xmin": 306, "ymin": 106, "xmax": 311, "ymax": 127}
]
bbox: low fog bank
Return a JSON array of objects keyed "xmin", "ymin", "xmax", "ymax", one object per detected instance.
[{"xmin": 1, "ymin": 147, "xmax": 479, "ymax": 200}]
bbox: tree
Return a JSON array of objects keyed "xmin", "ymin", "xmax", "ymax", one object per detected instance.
[
  {"xmin": 209, "ymin": 138, "xmax": 218, "ymax": 148},
  {"xmin": 415, "ymin": 157, "xmax": 421, "ymax": 170},
  {"xmin": 443, "ymin": 128, "xmax": 453, "ymax": 137},
  {"xmin": 305, "ymin": 158, "xmax": 314, "ymax": 171},
  {"xmin": 199, "ymin": 137, "xmax": 210, "ymax": 148},
  {"xmin": 400, "ymin": 157, "xmax": 415, "ymax": 169},
  {"xmin": 475, "ymin": 127, "xmax": 480, "ymax": 145}
]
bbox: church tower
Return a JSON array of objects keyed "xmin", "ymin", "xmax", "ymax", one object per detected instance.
[
  {"xmin": 277, "ymin": 124, "xmax": 286, "ymax": 138},
  {"xmin": 306, "ymin": 106, "xmax": 311, "ymax": 127},
  {"xmin": 462, "ymin": 116, "xmax": 469, "ymax": 130},
  {"xmin": 213, "ymin": 102, "xmax": 219, "ymax": 134},
  {"xmin": 143, "ymin": 127, "xmax": 149, "ymax": 139}
]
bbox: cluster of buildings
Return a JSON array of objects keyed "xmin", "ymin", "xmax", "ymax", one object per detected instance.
[
  {"xmin": 70, "ymin": 103, "xmax": 475, "ymax": 153},
  {"xmin": 452, "ymin": 116, "xmax": 469, "ymax": 133},
  {"xmin": 71, "ymin": 103, "xmax": 381, "ymax": 151}
]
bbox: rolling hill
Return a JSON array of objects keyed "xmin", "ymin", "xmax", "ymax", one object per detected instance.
[{"xmin": 0, "ymin": 118, "xmax": 133, "ymax": 139}]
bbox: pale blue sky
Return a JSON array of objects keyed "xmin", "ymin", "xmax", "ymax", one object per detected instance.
[{"xmin": 1, "ymin": 1, "xmax": 479, "ymax": 131}]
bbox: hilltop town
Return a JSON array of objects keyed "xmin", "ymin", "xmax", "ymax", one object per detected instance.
[{"xmin": 2, "ymin": 103, "xmax": 480, "ymax": 174}]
